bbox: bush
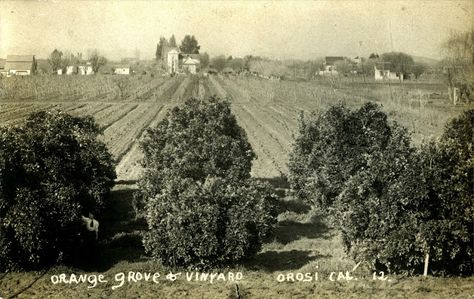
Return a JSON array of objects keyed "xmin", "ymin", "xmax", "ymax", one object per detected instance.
[
  {"xmin": 288, "ymin": 102, "xmax": 391, "ymax": 210},
  {"xmin": 135, "ymin": 97, "xmax": 255, "ymax": 211},
  {"xmin": 143, "ymin": 177, "xmax": 277, "ymax": 268},
  {"xmin": 0, "ymin": 110, "xmax": 116, "ymax": 270},
  {"xmin": 139, "ymin": 97, "xmax": 276, "ymax": 268}
]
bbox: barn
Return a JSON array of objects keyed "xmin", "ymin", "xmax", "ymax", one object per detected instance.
[{"xmin": 4, "ymin": 55, "xmax": 37, "ymax": 75}]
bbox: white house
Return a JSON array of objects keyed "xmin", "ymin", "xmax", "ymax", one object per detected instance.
[
  {"xmin": 66, "ymin": 66, "xmax": 76, "ymax": 75},
  {"xmin": 78, "ymin": 66, "xmax": 86, "ymax": 75},
  {"xmin": 162, "ymin": 46, "xmax": 180, "ymax": 74},
  {"xmin": 4, "ymin": 55, "xmax": 37, "ymax": 75},
  {"xmin": 86, "ymin": 62, "xmax": 94, "ymax": 75},
  {"xmin": 114, "ymin": 67, "xmax": 131, "ymax": 75},
  {"xmin": 319, "ymin": 56, "xmax": 344, "ymax": 75},
  {"xmin": 374, "ymin": 64, "xmax": 403, "ymax": 81},
  {"xmin": 182, "ymin": 57, "xmax": 200, "ymax": 74}
]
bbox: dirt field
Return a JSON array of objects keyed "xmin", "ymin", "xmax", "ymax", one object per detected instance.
[{"xmin": 0, "ymin": 74, "xmax": 472, "ymax": 298}]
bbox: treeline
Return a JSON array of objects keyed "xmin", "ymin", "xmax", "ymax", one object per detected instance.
[{"xmin": 289, "ymin": 103, "xmax": 473, "ymax": 275}]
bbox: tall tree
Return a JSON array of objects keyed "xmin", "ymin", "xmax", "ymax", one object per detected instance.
[
  {"xmin": 200, "ymin": 52, "xmax": 210, "ymax": 68},
  {"xmin": 155, "ymin": 37, "xmax": 167, "ymax": 60},
  {"xmin": 441, "ymin": 29, "xmax": 474, "ymax": 103},
  {"xmin": 48, "ymin": 49, "xmax": 63, "ymax": 72},
  {"xmin": 168, "ymin": 35, "xmax": 177, "ymax": 47},
  {"xmin": 381, "ymin": 52, "xmax": 414, "ymax": 77},
  {"xmin": 89, "ymin": 51, "xmax": 107, "ymax": 74},
  {"xmin": 179, "ymin": 35, "xmax": 200, "ymax": 54},
  {"xmin": 210, "ymin": 55, "xmax": 227, "ymax": 71}
]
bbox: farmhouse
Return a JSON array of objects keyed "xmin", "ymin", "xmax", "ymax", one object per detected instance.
[
  {"xmin": 4, "ymin": 55, "xmax": 37, "ymax": 75},
  {"xmin": 182, "ymin": 56, "xmax": 200, "ymax": 74},
  {"xmin": 320, "ymin": 56, "xmax": 344, "ymax": 75},
  {"xmin": 114, "ymin": 67, "xmax": 131, "ymax": 75},
  {"xmin": 162, "ymin": 46, "xmax": 180, "ymax": 74},
  {"xmin": 374, "ymin": 63, "xmax": 403, "ymax": 81}
]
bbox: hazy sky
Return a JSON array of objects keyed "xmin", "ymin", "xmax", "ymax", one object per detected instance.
[{"xmin": 0, "ymin": 1, "xmax": 472, "ymax": 61}]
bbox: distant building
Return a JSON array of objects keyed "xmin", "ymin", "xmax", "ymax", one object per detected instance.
[
  {"xmin": 374, "ymin": 63, "xmax": 403, "ymax": 81},
  {"xmin": 161, "ymin": 46, "xmax": 180, "ymax": 74},
  {"xmin": 181, "ymin": 57, "xmax": 200, "ymax": 74},
  {"xmin": 86, "ymin": 62, "xmax": 94, "ymax": 75},
  {"xmin": 4, "ymin": 55, "xmax": 37, "ymax": 75},
  {"xmin": 114, "ymin": 67, "xmax": 131, "ymax": 75},
  {"xmin": 352, "ymin": 56, "xmax": 363, "ymax": 66},
  {"xmin": 66, "ymin": 66, "xmax": 76, "ymax": 75},
  {"xmin": 319, "ymin": 56, "xmax": 345, "ymax": 75},
  {"xmin": 78, "ymin": 66, "xmax": 86, "ymax": 75}
]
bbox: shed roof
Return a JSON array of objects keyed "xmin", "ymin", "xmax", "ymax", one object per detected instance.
[
  {"xmin": 182, "ymin": 57, "xmax": 200, "ymax": 65},
  {"xmin": 325, "ymin": 56, "xmax": 344, "ymax": 65},
  {"xmin": 5, "ymin": 55, "xmax": 35, "ymax": 71},
  {"xmin": 6, "ymin": 55, "xmax": 35, "ymax": 62}
]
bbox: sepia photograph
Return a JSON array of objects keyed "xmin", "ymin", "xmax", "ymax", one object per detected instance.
[{"xmin": 0, "ymin": 1, "xmax": 473, "ymax": 298}]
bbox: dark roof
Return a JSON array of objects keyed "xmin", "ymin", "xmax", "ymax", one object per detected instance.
[
  {"xmin": 6, "ymin": 55, "xmax": 35, "ymax": 62},
  {"xmin": 325, "ymin": 56, "xmax": 344, "ymax": 65},
  {"xmin": 5, "ymin": 55, "xmax": 35, "ymax": 71},
  {"xmin": 0, "ymin": 59, "xmax": 5, "ymax": 69},
  {"xmin": 374, "ymin": 62, "xmax": 391, "ymax": 70},
  {"xmin": 182, "ymin": 53, "xmax": 201, "ymax": 60}
]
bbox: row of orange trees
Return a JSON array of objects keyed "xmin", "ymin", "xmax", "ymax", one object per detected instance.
[{"xmin": 289, "ymin": 103, "xmax": 473, "ymax": 275}]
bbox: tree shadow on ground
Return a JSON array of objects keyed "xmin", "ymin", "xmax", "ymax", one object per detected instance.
[
  {"xmin": 276, "ymin": 198, "xmax": 311, "ymax": 215},
  {"xmin": 75, "ymin": 185, "xmax": 148, "ymax": 272},
  {"xmin": 257, "ymin": 176, "xmax": 290, "ymax": 189},
  {"xmin": 257, "ymin": 176, "xmax": 290, "ymax": 198},
  {"xmin": 244, "ymin": 250, "xmax": 329, "ymax": 272},
  {"xmin": 273, "ymin": 217, "xmax": 333, "ymax": 245}
]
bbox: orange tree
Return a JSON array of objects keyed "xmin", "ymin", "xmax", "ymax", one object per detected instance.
[
  {"xmin": 289, "ymin": 103, "xmax": 473, "ymax": 275},
  {"xmin": 0, "ymin": 111, "xmax": 116, "ymax": 270},
  {"xmin": 137, "ymin": 97, "xmax": 277, "ymax": 269}
]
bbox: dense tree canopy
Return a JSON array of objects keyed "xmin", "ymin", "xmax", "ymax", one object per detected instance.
[
  {"xmin": 0, "ymin": 111, "xmax": 116, "ymax": 270},
  {"xmin": 138, "ymin": 97, "xmax": 276, "ymax": 269},
  {"xmin": 289, "ymin": 103, "xmax": 473, "ymax": 275},
  {"xmin": 155, "ymin": 37, "xmax": 167, "ymax": 60},
  {"xmin": 48, "ymin": 49, "xmax": 63, "ymax": 72},
  {"xmin": 89, "ymin": 50, "xmax": 108, "ymax": 73},
  {"xmin": 179, "ymin": 35, "xmax": 200, "ymax": 54},
  {"xmin": 380, "ymin": 52, "xmax": 414, "ymax": 77}
]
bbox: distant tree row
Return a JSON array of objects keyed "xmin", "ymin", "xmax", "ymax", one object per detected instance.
[
  {"xmin": 48, "ymin": 49, "xmax": 107, "ymax": 74},
  {"xmin": 155, "ymin": 34, "xmax": 201, "ymax": 60}
]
